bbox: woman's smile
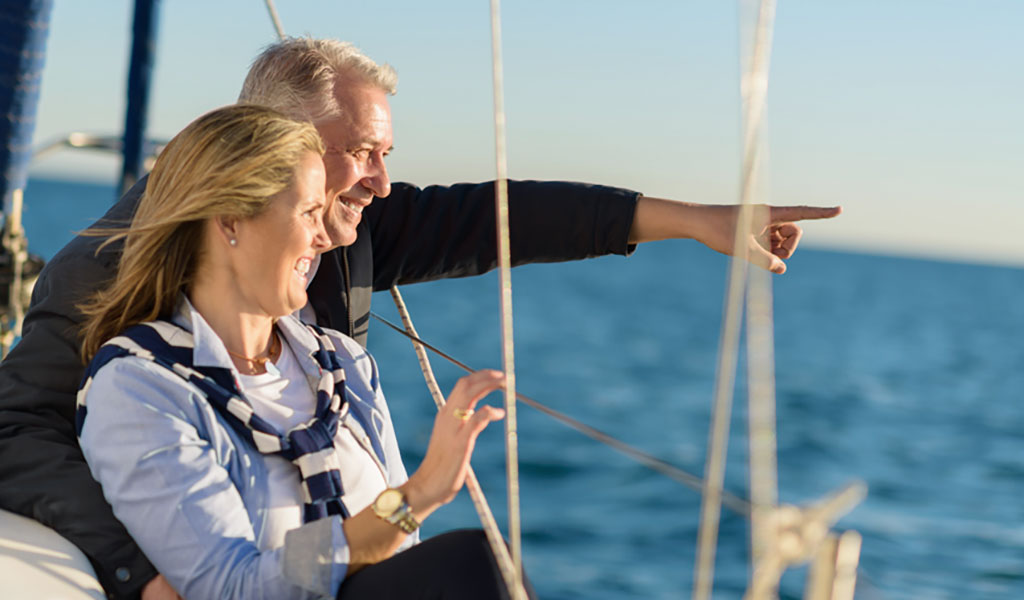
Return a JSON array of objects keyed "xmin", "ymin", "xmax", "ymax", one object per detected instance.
[{"xmin": 294, "ymin": 256, "xmax": 314, "ymax": 284}]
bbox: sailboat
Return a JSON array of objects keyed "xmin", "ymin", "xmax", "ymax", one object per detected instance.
[{"xmin": 0, "ymin": 1, "xmax": 867, "ymax": 598}]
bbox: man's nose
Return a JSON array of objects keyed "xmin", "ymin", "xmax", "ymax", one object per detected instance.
[{"xmin": 363, "ymin": 155, "xmax": 391, "ymax": 198}]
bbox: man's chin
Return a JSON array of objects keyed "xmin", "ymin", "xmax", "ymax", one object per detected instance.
[{"xmin": 326, "ymin": 229, "xmax": 358, "ymax": 249}]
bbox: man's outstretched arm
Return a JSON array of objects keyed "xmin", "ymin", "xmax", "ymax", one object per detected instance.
[
  {"xmin": 366, "ymin": 179, "xmax": 641, "ymax": 290},
  {"xmin": 366, "ymin": 180, "xmax": 840, "ymax": 289},
  {"xmin": 629, "ymin": 197, "xmax": 843, "ymax": 274}
]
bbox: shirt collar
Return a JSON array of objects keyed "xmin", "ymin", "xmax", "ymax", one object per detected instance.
[
  {"xmin": 170, "ymin": 294, "xmax": 321, "ymax": 372},
  {"xmin": 170, "ymin": 295, "xmax": 234, "ymax": 371}
]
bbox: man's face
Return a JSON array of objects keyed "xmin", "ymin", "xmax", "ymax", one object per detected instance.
[{"xmin": 315, "ymin": 78, "xmax": 394, "ymax": 249}]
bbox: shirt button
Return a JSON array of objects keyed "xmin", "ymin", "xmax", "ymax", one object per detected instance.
[{"xmin": 115, "ymin": 567, "xmax": 131, "ymax": 582}]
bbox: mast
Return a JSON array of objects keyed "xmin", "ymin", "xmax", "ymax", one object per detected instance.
[
  {"xmin": 119, "ymin": 0, "xmax": 161, "ymax": 196},
  {"xmin": 0, "ymin": 0, "xmax": 52, "ymax": 207}
]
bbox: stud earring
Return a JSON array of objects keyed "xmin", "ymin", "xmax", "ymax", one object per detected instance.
[{"xmin": 229, "ymin": 239, "xmax": 237, "ymax": 247}]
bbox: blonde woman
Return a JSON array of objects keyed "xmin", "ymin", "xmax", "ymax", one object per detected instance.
[{"xmin": 76, "ymin": 105, "xmax": 530, "ymax": 599}]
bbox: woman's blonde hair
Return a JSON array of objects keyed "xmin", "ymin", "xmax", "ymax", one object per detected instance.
[{"xmin": 78, "ymin": 104, "xmax": 324, "ymax": 360}]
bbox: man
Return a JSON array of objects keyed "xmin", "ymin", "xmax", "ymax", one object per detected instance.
[{"xmin": 0, "ymin": 38, "xmax": 839, "ymax": 599}]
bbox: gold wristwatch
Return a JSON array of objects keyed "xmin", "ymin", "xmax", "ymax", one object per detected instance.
[{"xmin": 371, "ymin": 488, "xmax": 420, "ymax": 533}]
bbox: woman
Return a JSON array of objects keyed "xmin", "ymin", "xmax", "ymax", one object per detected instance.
[{"xmin": 76, "ymin": 105, "xmax": 525, "ymax": 599}]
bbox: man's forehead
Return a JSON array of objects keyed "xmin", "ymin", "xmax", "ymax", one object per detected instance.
[
  {"xmin": 316, "ymin": 121, "xmax": 391, "ymax": 151},
  {"xmin": 316, "ymin": 86, "xmax": 392, "ymax": 148}
]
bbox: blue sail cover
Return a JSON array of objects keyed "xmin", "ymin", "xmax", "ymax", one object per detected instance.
[
  {"xmin": 120, "ymin": 0, "xmax": 160, "ymax": 195},
  {"xmin": 0, "ymin": 0, "xmax": 53, "ymax": 215}
]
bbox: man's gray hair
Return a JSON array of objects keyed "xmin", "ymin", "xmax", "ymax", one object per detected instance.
[{"xmin": 238, "ymin": 37, "xmax": 397, "ymax": 124}]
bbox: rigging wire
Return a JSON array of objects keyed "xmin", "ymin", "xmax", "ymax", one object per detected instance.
[
  {"xmin": 371, "ymin": 311, "xmax": 753, "ymax": 516},
  {"xmin": 262, "ymin": 0, "xmax": 286, "ymax": 40},
  {"xmin": 486, "ymin": 0, "xmax": 525, "ymax": 589},
  {"xmin": 738, "ymin": 1, "xmax": 782, "ymax": 596},
  {"xmin": 693, "ymin": 1, "xmax": 778, "ymax": 598},
  {"xmin": 387, "ymin": 288, "xmax": 527, "ymax": 600}
]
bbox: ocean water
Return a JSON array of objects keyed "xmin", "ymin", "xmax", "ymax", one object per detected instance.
[{"xmin": 19, "ymin": 177, "xmax": 1024, "ymax": 599}]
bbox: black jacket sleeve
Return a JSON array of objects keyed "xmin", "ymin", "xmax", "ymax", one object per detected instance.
[
  {"xmin": 365, "ymin": 180, "xmax": 640, "ymax": 290},
  {"xmin": 0, "ymin": 184, "xmax": 155, "ymax": 599}
]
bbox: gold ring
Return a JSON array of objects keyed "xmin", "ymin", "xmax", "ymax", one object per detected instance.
[{"xmin": 453, "ymin": 408, "xmax": 474, "ymax": 421}]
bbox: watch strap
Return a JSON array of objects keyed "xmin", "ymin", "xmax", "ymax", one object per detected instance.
[{"xmin": 384, "ymin": 502, "xmax": 420, "ymax": 534}]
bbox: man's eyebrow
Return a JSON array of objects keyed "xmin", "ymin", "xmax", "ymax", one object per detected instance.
[{"xmin": 356, "ymin": 142, "xmax": 394, "ymax": 153}]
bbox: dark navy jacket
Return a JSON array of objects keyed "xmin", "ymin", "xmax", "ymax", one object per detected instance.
[{"xmin": 0, "ymin": 176, "xmax": 639, "ymax": 598}]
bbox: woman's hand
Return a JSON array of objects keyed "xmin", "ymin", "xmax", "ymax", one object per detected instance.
[
  {"xmin": 401, "ymin": 370, "xmax": 506, "ymax": 518},
  {"xmin": 341, "ymin": 370, "xmax": 505, "ymax": 573},
  {"xmin": 140, "ymin": 574, "xmax": 183, "ymax": 600}
]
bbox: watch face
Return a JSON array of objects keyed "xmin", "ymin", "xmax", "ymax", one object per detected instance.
[{"xmin": 375, "ymin": 489, "xmax": 403, "ymax": 515}]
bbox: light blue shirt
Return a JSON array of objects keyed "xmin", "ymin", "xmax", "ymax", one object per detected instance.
[{"xmin": 79, "ymin": 298, "xmax": 417, "ymax": 599}]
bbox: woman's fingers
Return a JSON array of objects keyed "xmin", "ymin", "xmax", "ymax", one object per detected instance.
[
  {"xmin": 445, "ymin": 371, "xmax": 506, "ymax": 436},
  {"xmin": 412, "ymin": 372, "xmax": 508, "ymax": 509},
  {"xmin": 465, "ymin": 404, "xmax": 505, "ymax": 435},
  {"xmin": 447, "ymin": 369, "xmax": 503, "ymax": 412}
]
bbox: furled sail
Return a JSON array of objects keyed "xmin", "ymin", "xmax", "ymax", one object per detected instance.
[{"xmin": 0, "ymin": 0, "xmax": 53, "ymax": 353}]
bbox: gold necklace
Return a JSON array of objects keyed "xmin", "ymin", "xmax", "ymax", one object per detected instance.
[{"xmin": 226, "ymin": 332, "xmax": 280, "ymax": 374}]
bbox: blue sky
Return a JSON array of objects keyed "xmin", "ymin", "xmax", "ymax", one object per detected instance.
[{"xmin": 28, "ymin": 0, "xmax": 1024, "ymax": 266}]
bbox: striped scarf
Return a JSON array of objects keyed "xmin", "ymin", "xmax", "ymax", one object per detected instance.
[{"xmin": 77, "ymin": 320, "xmax": 351, "ymax": 522}]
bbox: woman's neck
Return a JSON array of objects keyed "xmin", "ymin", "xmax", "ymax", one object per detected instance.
[{"xmin": 188, "ymin": 279, "xmax": 277, "ymax": 373}]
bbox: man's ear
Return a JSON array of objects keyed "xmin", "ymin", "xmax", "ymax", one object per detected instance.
[{"xmin": 214, "ymin": 215, "xmax": 241, "ymax": 247}]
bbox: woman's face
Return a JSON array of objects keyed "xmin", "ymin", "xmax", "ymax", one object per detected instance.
[{"xmin": 232, "ymin": 151, "xmax": 330, "ymax": 317}]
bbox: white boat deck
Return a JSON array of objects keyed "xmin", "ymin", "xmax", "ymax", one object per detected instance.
[{"xmin": 0, "ymin": 508, "xmax": 104, "ymax": 599}]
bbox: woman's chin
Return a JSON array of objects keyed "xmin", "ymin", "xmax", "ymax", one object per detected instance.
[{"xmin": 284, "ymin": 289, "xmax": 309, "ymax": 316}]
